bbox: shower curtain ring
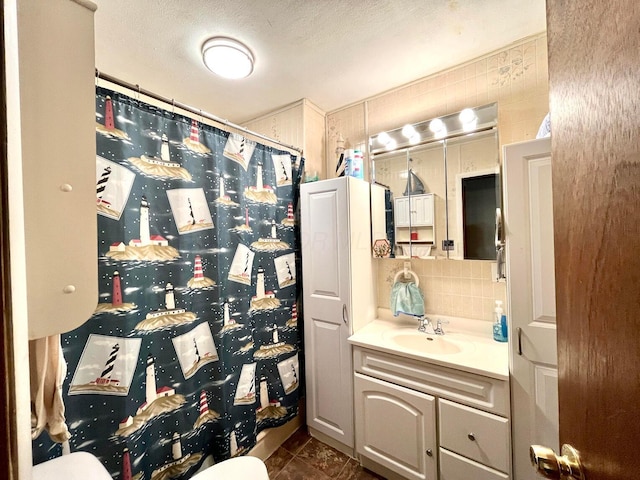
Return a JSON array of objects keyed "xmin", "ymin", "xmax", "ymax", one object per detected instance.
[
  {"xmin": 171, "ymin": 99, "xmax": 175, "ymax": 114},
  {"xmin": 135, "ymin": 84, "xmax": 141, "ymax": 100}
]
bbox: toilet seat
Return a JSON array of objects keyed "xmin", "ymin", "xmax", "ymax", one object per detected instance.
[{"xmin": 191, "ymin": 455, "xmax": 269, "ymax": 480}]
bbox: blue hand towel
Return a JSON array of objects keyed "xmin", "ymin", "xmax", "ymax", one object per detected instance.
[{"xmin": 390, "ymin": 281, "xmax": 425, "ymax": 317}]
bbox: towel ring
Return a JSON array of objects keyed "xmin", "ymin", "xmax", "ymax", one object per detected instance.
[{"xmin": 393, "ymin": 268, "xmax": 419, "ymax": 286}]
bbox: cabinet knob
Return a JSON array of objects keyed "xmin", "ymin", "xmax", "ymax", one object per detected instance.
[
  {"xmin": 60, "ymin": 183, "xmax": 73, "ymax": 192},
  {"xmin": 426, "ymin": 449, "xmax": 433, "ymax": 457},
  {"xmin": 62, "ymin": 285, "xmax": 76, "ymax": 294},
  {"xmin": 468, "ymin": 433, "xmax": 476, "ymax": 441}
]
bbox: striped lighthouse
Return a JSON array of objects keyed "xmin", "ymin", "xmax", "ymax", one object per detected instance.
[
  {"xmin": 112, "ymin": 271, "xmax": 123, "ymax": 307},
  {"xmin": 104, "ymin": 96, "xmax": 115, "ymax": 130},
  {"xmin": 286, "ymin": 203, "xmax": 294, "ymax": 221},
  {"xmin": 100, "ymin": 343, "xmax": 119, "ymax": 382},
  {"xmin": 198, "ymin": 390, "xmax": 208, "ymax": 417},
  {"xmin": 193, "ymin": 255, "xmax": 204, "ymax": 279},
  {"xmin": 96, "ymin": 166, "xmax": 112, "ymax": 204},
  {"xmin": 121, "ymin": 448, "xmax": 132, "ymax": 480},
  {"xmin": 291, "ymin": 303, "xmax": 297, "ymax": 322},
  {"xmin": 190, "ymin": 119, "xmax": 200, "ymax": 142}
]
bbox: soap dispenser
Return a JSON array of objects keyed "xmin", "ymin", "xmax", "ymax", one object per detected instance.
[{"xmin": 493, "ymin": 300, "xmax": 507, "ymax": 342}]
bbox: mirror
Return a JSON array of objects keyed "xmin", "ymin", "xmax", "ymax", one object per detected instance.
[{"xmin": 369, "ymin": 103, "xmax": 499, "ymax": 260}]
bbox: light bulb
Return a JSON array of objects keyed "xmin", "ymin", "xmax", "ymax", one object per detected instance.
[
  {"xmin": 459, "ymin": 108, "xmax": 477, "ymax": 124},
  {"xmin": 429, "ymin": 118, "xmax": 444, "ymax": 133},
  {"xmin": 401, "ymin": 124, "xmax": 417, "ymax": 139},
  {"xmin": 377, "ymin": 131, "xmax": 391, "ymax": 146}
]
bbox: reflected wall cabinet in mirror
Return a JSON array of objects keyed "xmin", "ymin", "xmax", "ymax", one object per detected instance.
[{"xmin": 369, "ymin": 103, "xmax": 500, "ymax": 261}]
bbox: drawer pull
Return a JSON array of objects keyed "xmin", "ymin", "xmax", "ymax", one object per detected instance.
[
  {"xmin": 426, "ymin": 449, "xmax": 433, "ymax": 457},
  {"xmin": 468, "ymin": 433, "xmax": 476, "ymax": 441}
]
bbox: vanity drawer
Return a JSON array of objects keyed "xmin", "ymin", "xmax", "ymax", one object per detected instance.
[
  {"xmin": 440, "ymin": 448, "xmax": 509, "ymax": 480},
  {"xmin": 438, "ymin": 398, "xmax": 510, "ymax": 473},
  {"xmin": 353, "ymin": 347, "xmax": 509, "ymax": 416}
]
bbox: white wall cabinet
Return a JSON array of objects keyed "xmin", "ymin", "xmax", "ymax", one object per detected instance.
[
  {"xmin": 353, "ymin": 347, "xmax": 511, "ymax": 479},
  {"xmin": 14, "ymin": 0, "xmax": 98, "ymax": 339},
  {"xmin": 301, "ymin": 177, "xmax": 374, "ymax": 454},
  {"xmin": 394, "ymin": 193, "xmax": 435, "ymax": 246}
]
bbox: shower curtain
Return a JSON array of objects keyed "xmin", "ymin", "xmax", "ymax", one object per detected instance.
[{"xmin": 32, "ymin": 87, "xmax": 304, "ymax": 479}]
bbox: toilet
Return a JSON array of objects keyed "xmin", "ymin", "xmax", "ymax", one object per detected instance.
[
  {"xmin": 32, "ymin": 452, "xmax": 112, "ymax": 480},
  {"xmin": 191, "ymin": 456, "xmax": 269, "ymax": 480}
]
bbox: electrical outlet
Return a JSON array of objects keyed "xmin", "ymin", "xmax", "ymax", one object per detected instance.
[{"xmin": 442, "ymin": 239, "xmax": 454, "ymax": 251}]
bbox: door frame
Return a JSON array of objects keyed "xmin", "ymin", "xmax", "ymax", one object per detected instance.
[{"xmin": 1, "ymin": 0, "xmax": 20, "ymax": 477}]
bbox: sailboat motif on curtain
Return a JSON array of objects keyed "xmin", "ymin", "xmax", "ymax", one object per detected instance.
[{"xmin": 31, "ymin": 87, "xmax": 304, "ymax": 480}]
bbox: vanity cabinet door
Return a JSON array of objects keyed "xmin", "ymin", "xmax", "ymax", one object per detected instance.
[
  {"xmin": 354, "ymin": 373, "xmax": 437, "ymax": 480},
  {"xmin": 395, "ymin": 197, "xmax": 410, "ymax": 227},
  {"xmin": 439, "ymin": 398, "xmax": 510, "ymax": 473}
]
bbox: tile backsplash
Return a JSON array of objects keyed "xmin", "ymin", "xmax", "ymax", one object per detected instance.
[{"xmin": 377, "ymin": 258, "xmax": 507, "ymax": 322}]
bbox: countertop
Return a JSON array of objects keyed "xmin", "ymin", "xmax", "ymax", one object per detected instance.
[{"xmin": 348, "ymin": 311, "xmax": 509, "ymax": 381}]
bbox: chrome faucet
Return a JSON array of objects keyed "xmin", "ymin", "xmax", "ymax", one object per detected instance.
[{"xmin": 418, "ymin": 316, "xmax": 435, "ymax": 334}]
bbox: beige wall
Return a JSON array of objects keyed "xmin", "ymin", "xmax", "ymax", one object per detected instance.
[
  {"xmin": 326, "ymin": 33, "xmax": 549, "ymax": 321},
  {"xmin": 244, "ymin": 99, "xmax": 326, "ymax": 179}
]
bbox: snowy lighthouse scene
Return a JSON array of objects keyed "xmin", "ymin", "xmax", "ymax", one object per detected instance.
[
  {"xmin": 106, "ymin": 195, "xmax": 180, "ymax": 261},
  {"xmin": 96, "ymin": 156, "xmax": 136, "ymax": 221},
  {"xmin": 167, "ymin": 188, "xmax": 214, "ymax": 234},
  {"xmin": 69, "ymin": 334, "xmax": 141, "ymax": 396},
  {"xmin": 182, "ymin": 119, "xmax": 211, "ymax": 154},
  {"xmin": 130, "ymin": 131, "xmax": 192, "ymax": 181},
  {"xmin": 244, "ymin": 161, "xmax": 278, "ymax": 204},
  {"xmin": 32, "ymin": 89, "xmax": 303, "ymax": 479},
  {"xmin": 115, "ymin": 354, "xmax": 186, "ymax": 437},
  {"xmin": 134, "ymin": 283, "xmax": 196, "ymax": 331},
  {"xmin": 251, "ymin": 219, "xmax": 290, "ymax": 252},
  {"xmin": 223, "ymin": 132, "xmax": 256, "ymax": 171},
  {"xmin": 94, "ymin": 270, "xmax": 137, "ymax": 314}
]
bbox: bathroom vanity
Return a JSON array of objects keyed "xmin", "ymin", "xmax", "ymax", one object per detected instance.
[{"xmin": 349, "ymin": 317, "xmax": 510, "ymax": 480}]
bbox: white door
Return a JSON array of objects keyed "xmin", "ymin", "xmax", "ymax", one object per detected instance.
[
  {"xmin": 301, "ymin": 178, "xmax": 354, "ymax": 447},
  {"xmin": 503, "ymin": 137, "xmax": 558, "ymax": 480}
]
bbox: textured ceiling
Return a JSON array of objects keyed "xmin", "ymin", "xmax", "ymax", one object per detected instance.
[{"xmin": 93, "ymin": 0, "xmax": 546, "ymax": 124}]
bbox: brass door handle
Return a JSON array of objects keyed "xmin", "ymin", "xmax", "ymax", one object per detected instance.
[{"xmin": 530, "ymin": 444, "xmax": 585, "ymax": 480}]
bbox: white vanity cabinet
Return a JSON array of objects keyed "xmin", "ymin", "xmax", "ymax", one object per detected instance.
[
  {"xmin": 394, "ymin": 194, "xmax": 435, "ymax": 246},
  {"xmin": 300, "ymin": 177, "xmax": 374, "ymax": 454},
  {"xmin": 352, "ymin": 346, "xmax": 511, "ymax": 480}
]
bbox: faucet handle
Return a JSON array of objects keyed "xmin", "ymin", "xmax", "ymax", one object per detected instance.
[{"xmin": 434, "ymin": 318, "xmax": 449, "ymax": 335}]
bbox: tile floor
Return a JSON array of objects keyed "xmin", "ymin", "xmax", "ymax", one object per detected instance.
[{"xmin": 265, "ymin": 428, "xmax": 386, "ymax": 479}]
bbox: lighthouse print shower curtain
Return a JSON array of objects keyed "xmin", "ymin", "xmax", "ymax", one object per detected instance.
[{"xmin": 31, "ymin": 87, "xmax": 304, "ymax": 479}]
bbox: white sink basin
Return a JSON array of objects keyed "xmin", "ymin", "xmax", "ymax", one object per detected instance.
[{"xmin": 382, "ymin": 328, "xmax": 472, "ymax": 355}]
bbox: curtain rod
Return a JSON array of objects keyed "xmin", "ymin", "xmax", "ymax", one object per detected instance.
[{"xmin": 95, "ymin": 69, "xmax": 303, "ymax": 154}]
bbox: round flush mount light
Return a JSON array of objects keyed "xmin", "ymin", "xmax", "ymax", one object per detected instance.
[{"xmin": 202, "ymin": 37, "xmax": 254, "ymax": 79}]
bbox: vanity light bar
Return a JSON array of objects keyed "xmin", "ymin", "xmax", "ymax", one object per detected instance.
[{"xmin": 370, "ymin": 102, "xmax": 497, "ymax": 155}]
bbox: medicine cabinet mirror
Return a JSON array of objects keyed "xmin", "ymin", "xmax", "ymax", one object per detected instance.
[{"xmin": 369, "ymin": 103, "xmax": 501, "ymax": 261}]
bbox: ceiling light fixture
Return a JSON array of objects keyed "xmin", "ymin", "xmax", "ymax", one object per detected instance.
[{"xmin": 202, "ymin": 37, "xmax": 254, "ymax": 79}]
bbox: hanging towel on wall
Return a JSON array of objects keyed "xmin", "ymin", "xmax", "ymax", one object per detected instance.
[
  {"xmin": 390, "ymin": 281, "xmax": 425, "ymax": 317},
  {"xmin": 29, "ymin": 335, "xmax": 71, "ymax": 443}
]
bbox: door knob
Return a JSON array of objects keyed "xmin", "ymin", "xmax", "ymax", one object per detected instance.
[{"xmin": 530, "ymin": 444, "xmax": 585, "ymax": 480}]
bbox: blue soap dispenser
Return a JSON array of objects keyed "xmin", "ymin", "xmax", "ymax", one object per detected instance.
[{"xmin": 493, "ymin": 300, "xmax": 507, "ymax": 342}]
